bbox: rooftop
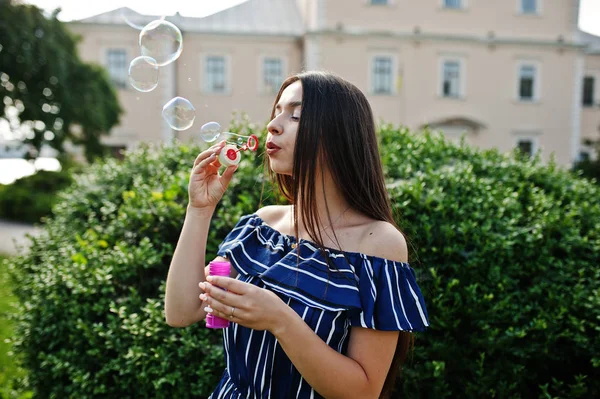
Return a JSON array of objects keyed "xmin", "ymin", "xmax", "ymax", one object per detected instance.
[{"xmin": 74, "ymin": 0, "xmax": 304, "ymax": 37}]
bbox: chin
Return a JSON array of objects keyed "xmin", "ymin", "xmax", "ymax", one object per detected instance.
[{"xmin": 268, "ymin": 159, "xmax": 293, "ymax": 176}]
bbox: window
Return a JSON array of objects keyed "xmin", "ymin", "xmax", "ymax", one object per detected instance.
[
  {"xmin": 518, "ymin": 64, "xmax": 537, "ymax": 101},
  {"xmin": 520, "ymin": 0, "xmax": 538, "ymax": 14},
  {"xmin": 443, "ymin": 0, "xmax": 462, "ymax": 9},
  {"xmin": 370, "ymin": 0, "xmax": 388, "ymax": 4},
  {"xmin": 583, "ymin": 76, "xmax": 595, "ymax": 106},
  {"xmin": 106, "ymin": 49, "xmax": 127, "ymax": 89},
  {"xmin": 372, "ymin": 56, "xmax": 393, "ymax": 94},
  {"xmin": 263, "ymin": 58, "xmax": 283, "ymax": 94},
  {"xmin": 442, "ymin": 60, "xmax": 461, "ymax": 98},
  {"xmin": 516, "ymin": 138, "xmax": 534, "ymax": 157},
  {"xmin": 205, "ymin": 56, "xmax": 227, "ymax": 93}
]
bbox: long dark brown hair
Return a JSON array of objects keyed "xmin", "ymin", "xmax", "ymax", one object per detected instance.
[{"xmin": 265, "ymin": 71, "xmax": 414, "ymax": 398}]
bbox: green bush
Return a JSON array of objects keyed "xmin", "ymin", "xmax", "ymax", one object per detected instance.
[
  {"xmin": 572, "ymin": 158, "xmax": 600, "ymax": 185},
  {"xmin": 0, "ymin": 169, "xmax": 74, "ymax": 224},
  {"xmin": 5, "ymin": 120, "xmax": 600, "ymax": 398},
  {"xmin": 6, "ymin": 118, "xmax": 281, "ymax": 398},
  {"xmin": 379, "ymin": 125, "xmax": 600, "ymax": 398}
]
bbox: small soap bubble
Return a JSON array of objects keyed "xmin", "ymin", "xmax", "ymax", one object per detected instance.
[
  {"xmin": 237, "ymin": 137, "xmax": 244, "ymax": 146},
  {"xmin": 128, "ymin": 56, "xmax": 159, "ymax": 92},
  {"xmin": 139, "ymin": 20, "xmax": 183, "ymax": 67},
  {"xmin": 200, "ymin": 122, "xmax": 222, "ymax": 142},
  {"xmin": 162, "ymin": 97, "xmax": 195, "ymax": 131}
]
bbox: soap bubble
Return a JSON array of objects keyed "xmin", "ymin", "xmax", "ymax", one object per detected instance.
[
  {"xmin": 237, "ymin": 137, "xmax": 244, "ymax": 146},
  {"xmin": 139, "ymin": 20, "xmax": 183, "ymax": 67},
  {"xmin": 162, "ymin": 97, "xmax": 195, "ymax": 131},
  {"xmin": 128, "ymin": 56, "xmax": 159, "ymax": 92},
  {"xmin": 120, "ymin": 8, "xmax": 146, "ymax": 30},
  {"xmin": 199, "ymin": 122, "xmax": 222, "ymax": 142}
]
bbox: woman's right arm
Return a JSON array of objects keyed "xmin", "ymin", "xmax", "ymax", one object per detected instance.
[
  {"xmin": 165, "ymin": 206, "xmax": 217, "ymax": 327},
  {"xmin": 164, "ymin": 140, "xmax": 237, "ymax": 327}
]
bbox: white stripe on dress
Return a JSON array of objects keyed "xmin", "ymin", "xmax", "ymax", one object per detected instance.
[
  {"xmin": 295, "ymin": 306, "xmax": 311, "ymax": 398},
  {"xmin": 326, "ymin": 311, "xmax": 342, "ymax": 344},
  {"xmin": 302, "ymin": 243, "xmax": 357, "ymax": 273},
  {"xmin": 255, "ymin": 228, "xmax": 286, "ymax": 251},
  {"xmin": 385, "ymin": 261, "xmax": 402, "ymax": 330},
  {"xmin": 407, "ymin": 278, "xmax": 430, "ymax": 327},
  {"xmin": 261, "ymin": 281, "xmax": 346, "ymax": 312},
  {"xmin": 391, "ymin": 259, "xmax": 413, "ymax": 330},
  {"xmin": 337, "ymin": 318, "xmax": 350, "ymax": 352},
  {"xmin": 237, "ymin": 242, "xmax": 270, "ymax": 270},
  {"xmin": 223, "ymin": 328, "xmax": 231, "ymax": 378},
  {"xmin": 271, "ymin": 262, "xmax": 359, "ymax": 290},
  {"xmin": 290, "ymin": 251, "xmax": 355, "ymax": 274},
  {"xmin": 253, "ymin": 331, "xmax": 268, "ymax": 395},
  {"xmin": 363, "ymin": 255, "xmax": 377, "ymax": 327},
  {"xmin": 309, "ymin": 310, "xmax": 325, "ymax": 399},
  {"xmin": 245, "ymin": 329, "xmax": 255, "ymax": 368}
]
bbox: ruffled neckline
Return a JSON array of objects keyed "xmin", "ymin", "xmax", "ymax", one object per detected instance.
[{"xmin": 250, "ymin": 213, "xmax": 411, "ymax": 267}]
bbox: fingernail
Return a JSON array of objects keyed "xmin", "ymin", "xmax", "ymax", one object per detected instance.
[
  {"xmin": 204, "ymin": 306, "xmax": 213, "ymax": 313},
  {"xmin": 206, "ymin": 276, "xmax": 214, "ymax": 282},
  {"xmin": 199, "ymin": 282, "xmax": 205, "ymax": 289}
]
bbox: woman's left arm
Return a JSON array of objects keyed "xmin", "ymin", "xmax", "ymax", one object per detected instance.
[
  {"xmin": 200, "ymin": 276, "xmax": 397, "ymax": 399},
  {"xmin": 272, "ymin": 306, "xmax": 399, "ymax": 399}
]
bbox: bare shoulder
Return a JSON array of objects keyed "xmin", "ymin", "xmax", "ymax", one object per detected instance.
[
  {"xmin": 358, "ymin": 220, "xmax": 408, "ymax": 263},
  {"xmin": 255, "ymin": 204, "xmax": 290, "ymax": 226}
]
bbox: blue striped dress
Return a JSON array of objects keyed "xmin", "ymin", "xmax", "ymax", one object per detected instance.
[{"xmin": 209, "ymin": 213, "xmax": 430, "ymax": 399}]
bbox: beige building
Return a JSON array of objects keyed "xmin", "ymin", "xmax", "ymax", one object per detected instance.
[{"xmin": 66, "ymin": 0, "xmax": 600, "ymax": 166}]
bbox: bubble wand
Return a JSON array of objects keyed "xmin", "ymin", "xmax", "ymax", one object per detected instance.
[{"xmin": 199, "ymin": 122, "xmax": 259, "ymax": 167}]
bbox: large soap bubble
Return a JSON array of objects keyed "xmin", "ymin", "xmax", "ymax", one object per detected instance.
[
  {"xmin": 128, "ymin": 56, "xmax": 159, "ymax": 92},
  {"xmin": 139, "ymin": 20, "xmax": 183, "ymax": 67},
  {"xmin": 162, "ymin": 97, "xmax": 195, "ymax": 131}
]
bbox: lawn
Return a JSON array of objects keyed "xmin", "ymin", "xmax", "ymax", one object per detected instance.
[{"xmin": 0, "ymin": 253, "xmax": 31, "ymax": 399}]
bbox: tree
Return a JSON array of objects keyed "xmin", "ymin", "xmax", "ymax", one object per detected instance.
[{"xmin": 0, "ymin": 0, "xmax": 122, "ymax": 163}]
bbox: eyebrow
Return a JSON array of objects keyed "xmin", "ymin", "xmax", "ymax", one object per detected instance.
[{"xmin": 275, "ymin": 101, "xmax": 302, "ymax": 110}]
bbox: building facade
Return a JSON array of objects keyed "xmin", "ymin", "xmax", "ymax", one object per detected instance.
[{"xmin": 66, "ymin": 0, "xmax": 600, "ymax": 166}]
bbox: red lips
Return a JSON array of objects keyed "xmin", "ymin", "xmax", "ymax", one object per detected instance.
[{"xmin": 266, "ymin": 141, "xmax": 281, "ymax": 156}]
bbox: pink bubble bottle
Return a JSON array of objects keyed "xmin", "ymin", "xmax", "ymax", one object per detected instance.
[{"xmin": 205, "ymin": 261, "xmax": 231, "ymax": 329}]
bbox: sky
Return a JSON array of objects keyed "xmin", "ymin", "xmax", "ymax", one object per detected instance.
[{"xmin": 20, "ymin": 0, "xmax": 600, "ymax": 36}]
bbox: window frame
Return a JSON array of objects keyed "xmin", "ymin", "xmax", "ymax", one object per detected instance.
[
  {"xmin": 105, "ymin": 48, "xmax": 128, "ymax": 90},
  {"xmin": 516, "ymin": 61, "xmax": 541, "ymax": 103},
  {"xmin": 439, "ymin": 56, "xmax": 466, "ymax": 99},
  {"xmin": 512, "ymin": 132, "xmax": 541, "ymax": 158},
  {"xmin": 259, "ymin": 55, "xmax": 287, "ymax": 95},
  {"xmin": 582, "ymin": 75, "xmax": 596, "ymax": 107},
  {"xmin": 200, "ymin": 53, "xmax": 232, "ymax": 95},
  {"xmin": 369, "ymin": 54, "xmax": 397, "ymax": 95}
]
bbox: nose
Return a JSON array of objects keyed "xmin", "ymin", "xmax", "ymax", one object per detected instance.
[{"xmin": 267, "ymin": 117, "xmax": 282, "ymax": 136}]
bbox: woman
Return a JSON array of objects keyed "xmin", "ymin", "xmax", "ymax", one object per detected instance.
[{"xmin": 165, "ymin": 71, "xmax": 430, "ymax": 399}]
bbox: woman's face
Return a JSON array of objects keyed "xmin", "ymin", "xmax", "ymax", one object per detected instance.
[{"xmin": 266, "ymin": 80, "xmax": 302, "ymax": 176}]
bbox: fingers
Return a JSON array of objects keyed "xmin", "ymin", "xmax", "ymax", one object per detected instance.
[
  {"xmin": 205, "ymin": 276, "xmax": 248, "ymax": 294},
  {"xmin": 219, "ymin": 164, "xmax": 239, "ymax": 188},
  {"xmin": 202, "ymin": 296, "xmax": 240, "ymax": 321},
  {"xmin": 199, "ymin": 281, "xmax": 244, "ymax": 317},
  {"xmin": 193, "ymin": 140, "xmax": 226, "ymax": 168},
  {"xmin": 192, "ymin": 150, "xmax": 224, "ymax": 176},
  {"xmin": 195, "ymin": 152, "xmax": 218, "ymax": 172}
]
